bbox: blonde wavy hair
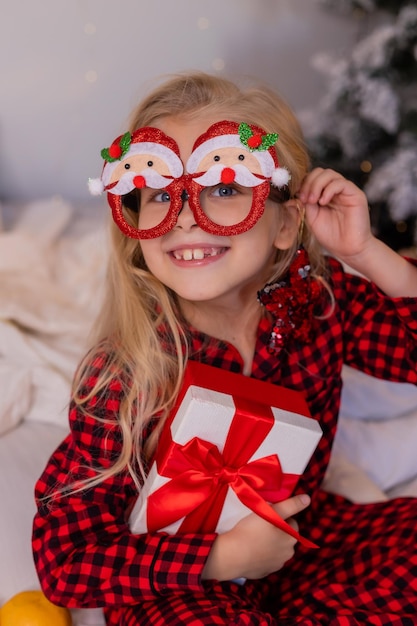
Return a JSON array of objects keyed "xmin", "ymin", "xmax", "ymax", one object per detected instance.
[{"xmin": 70, "ymin": 71, "xmax": 326, "ymax": 494}]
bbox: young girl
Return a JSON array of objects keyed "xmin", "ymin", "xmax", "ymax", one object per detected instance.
[{"xmin": 32, "ymin": 72, "xmax": 417, "ymax": 625}]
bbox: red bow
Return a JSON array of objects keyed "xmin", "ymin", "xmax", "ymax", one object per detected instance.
[{"xmin": 147, "ymin": 396, "xmax": 317, "ymax": 548}]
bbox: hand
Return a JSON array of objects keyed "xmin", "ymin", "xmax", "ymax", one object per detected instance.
[
  {"xmin": 298, "ymin": 168, "xmax": 374, "ymax": 264},
  {"xmin": 298, "ymin": 167, "xmax": 417, "ymax": 297},
  {"xmin": 202, "ymin": 494, "xmax": 311, "ymax": 581}
]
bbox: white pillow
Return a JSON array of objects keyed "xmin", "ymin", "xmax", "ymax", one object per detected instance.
[
  {"xmin": 341, "ymin": 365, "xmax": 417, "ymax": 421},
  {"xmin": 334, "ymin": 366, "xmax": 417, "ymax": 492}
]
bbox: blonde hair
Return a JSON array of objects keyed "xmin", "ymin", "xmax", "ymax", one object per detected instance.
[{"xmin": 69, "ymin": 71, "xmax": 326, "ymax": 495}]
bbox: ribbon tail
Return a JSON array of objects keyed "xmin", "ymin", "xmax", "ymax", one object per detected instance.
[{"xmin": 233, "ymin": 480, "xmax": 318, "ymax": 549}]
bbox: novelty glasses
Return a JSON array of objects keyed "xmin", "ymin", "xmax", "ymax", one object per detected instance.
[{"xmin": 89, "ymin": 121, "xmax": 290, "ymax": 239}]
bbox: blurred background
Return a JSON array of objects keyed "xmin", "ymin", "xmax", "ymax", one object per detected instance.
[{"xmin": 1, "ymin": 0, "xmax": 416, "ymax": 248}]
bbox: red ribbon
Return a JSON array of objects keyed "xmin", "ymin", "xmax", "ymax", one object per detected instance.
[{"xmin": 147, "ymin": 396, "xmax": 316, "ymax": 548}]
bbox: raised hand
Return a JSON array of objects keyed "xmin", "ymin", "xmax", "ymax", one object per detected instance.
[
  {"xmin": 298, "ymin": 168, "xmax": 372, "ymax": 263},
  {"xmin": 298, "ymin": 167, "xmax": 417, "ymax": 298}
]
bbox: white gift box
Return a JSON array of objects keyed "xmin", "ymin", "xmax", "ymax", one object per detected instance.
[{"xmin": 129, "ymin": 362, "xmax": 322, "ymax": 540}]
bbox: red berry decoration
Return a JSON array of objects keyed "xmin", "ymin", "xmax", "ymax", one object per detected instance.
[
  {"xmin": 109, "ymin": 144, "xmax": 123, "ymax": 159},
  {"xmin": 101, "ymin": 132, "xmax": 132, "ymax": 163},
  {"xmin": 247, "ymin": 134, "xmax": 262, "ymax": 149},
  {"xmin": 238, "ymin": 123, "xmax": 278, "ymax": 152}
]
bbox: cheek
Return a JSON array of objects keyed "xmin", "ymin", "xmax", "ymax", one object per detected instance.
[
  {"xmin": 245, "ymin": 207, "xmax": 281, "ymax": 243},
  {"xmin": 139, "ymin": 241, "xmax": 161, "ymax": 273}
]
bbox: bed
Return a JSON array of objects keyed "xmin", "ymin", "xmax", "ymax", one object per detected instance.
[{"xmin": 1, "ymin": 197, "xmax": 416, "ymax": 625}]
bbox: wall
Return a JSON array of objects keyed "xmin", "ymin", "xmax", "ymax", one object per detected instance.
[{"xmin": 0, "ymin": 0, "xmax": 358, "ymax": 203}]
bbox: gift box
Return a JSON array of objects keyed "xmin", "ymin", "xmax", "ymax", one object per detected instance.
[{"xmin": 129, "ymin": 361, "xmax": 321, "ymax": 547}]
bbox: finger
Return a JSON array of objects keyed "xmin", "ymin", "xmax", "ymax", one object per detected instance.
[
  {"xmin": 309, "ymin": 173, "xmax": 346, "ymax": 206},
  {"xmin": 297, "ymin": 168, "xmax": 324, "ymax": 201},
  {"xmin": 299, "ymin": 169, "xmax": 344, "ymax": 205},
  {"xmin": 316, "ymin": 178, "xmax": 363, "ymax": 208},
  {"xmin": 271, "ymin": 494, "xmax": 311, "ymax": 520},
  {"xmin": 286, "ymin": 517, "xmax": 299, "ymax": 533},
  {"xmin": 298, "ymin": 167, "xmax": 335, "ymax": 195}
]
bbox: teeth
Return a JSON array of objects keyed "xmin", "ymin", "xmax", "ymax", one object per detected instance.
[{"xmin": 173, "ymin": 248, "xmax": 221, "ymax": 260}]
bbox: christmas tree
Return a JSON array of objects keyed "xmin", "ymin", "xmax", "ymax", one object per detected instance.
[{"xmin": 305, "ymin": 0, "xmax": 417, "ymax": 251}]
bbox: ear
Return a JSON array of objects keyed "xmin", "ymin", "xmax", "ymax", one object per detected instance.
[{"xmin": 273, "ymin": 200, "xmax": 302, "ymax": 250}]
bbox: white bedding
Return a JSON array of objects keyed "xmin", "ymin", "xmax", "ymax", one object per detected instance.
[
  {"xmin": 1, "ymin": 197, "xmax": 416, "ymax": 624},
  {"xmin": 0, "ymin": 197, "xmax": 107, "ymax": 435}
]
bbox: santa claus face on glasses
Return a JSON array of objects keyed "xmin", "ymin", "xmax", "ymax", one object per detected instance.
[{"xmin": 89, "ymin": 120, "xmax": 290, "ymax": 239}]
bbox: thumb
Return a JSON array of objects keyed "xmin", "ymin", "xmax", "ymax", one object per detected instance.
[{"xmin": 272, "ymin": 494, "xmax": 311, "ymax": 520}]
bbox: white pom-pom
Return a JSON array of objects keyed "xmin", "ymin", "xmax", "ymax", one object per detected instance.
[
  {"xmin": 271, "ymin": 167, "xmax": 290, "ymax": 188},
  {"xmin": 88, "ymin": 177, "xmax": 105, "ymax": 196}
]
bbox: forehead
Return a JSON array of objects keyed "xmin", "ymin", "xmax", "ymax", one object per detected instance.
[{"xmin": 152, "ymin": 114, "xmax": 226, "ymax": 164}]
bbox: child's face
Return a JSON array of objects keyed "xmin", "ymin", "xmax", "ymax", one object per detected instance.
[{"xmin": 139, "ymin": 115, "xmax": 297, "ymax": 310}]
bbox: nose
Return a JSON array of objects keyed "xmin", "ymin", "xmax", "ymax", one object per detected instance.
[{"xmin": 175, "ymin": 190, "xmax": 198, "ymax": 230}]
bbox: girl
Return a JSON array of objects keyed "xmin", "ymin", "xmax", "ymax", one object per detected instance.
[{"xmin": 33, "ymin": 72, "xmax": 417, "ymax": 625}]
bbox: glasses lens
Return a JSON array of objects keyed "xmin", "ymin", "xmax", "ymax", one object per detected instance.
[
  {"xmin": 199, "ymin": 184, "xmax": 254, "ymax": 227},
  {"xmin": 137, "ymin": 188, "xmax": 173, "ymax": 230},
  {"xmin": 127, "ymin": 182, "xmax": 257, "ymax": 234}
]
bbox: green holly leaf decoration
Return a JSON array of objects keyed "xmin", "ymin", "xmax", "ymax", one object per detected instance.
[
  {"xmin": 100, "ymin": 147, "xmax": 112, "ymax": 161},
  {"xmin": 260, "ymin": 132, "xmax": 278, "ymax": 150},
  {"xmin": 238, "ymin": 123, "xmax": 254, "ymax": 147},
  {"xmin": 120, "ymin": 131, "xmax": 132, "ymax": 153},
  {"xmin": 238, "ymin": 122, "xmax": 278, "ymax": 152},
  {"xmin": 100, "ymin": 131, "xmax": 132, "ymax": 162}
]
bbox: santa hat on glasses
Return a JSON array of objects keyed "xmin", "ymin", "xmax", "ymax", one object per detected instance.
[
  {"xmin": 186, "ymin": 120, "xmax": 291, "ymax": 189},
  {"xmin": 88, "ymin": 127, "xmax": 183, "ymax": 196}
]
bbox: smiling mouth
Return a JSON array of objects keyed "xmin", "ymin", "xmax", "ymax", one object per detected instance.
[{"xmin": 171, "ymin": 247, "xmax": 226, "ymax": 261}]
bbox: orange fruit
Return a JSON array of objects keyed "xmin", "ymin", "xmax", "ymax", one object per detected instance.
[{"xmin": 0, "ymin": 590, "xmax": 72, "ymax": 625}]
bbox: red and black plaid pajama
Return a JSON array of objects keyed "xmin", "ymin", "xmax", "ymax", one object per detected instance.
[{"xmin": 33, "ymin": 258, "xmax": 417, "ymax": 625}]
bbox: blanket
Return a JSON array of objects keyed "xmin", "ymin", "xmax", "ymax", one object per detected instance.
[{"xmin": 0, "ymin": 197, "xmax": 106, "ymax": 433}]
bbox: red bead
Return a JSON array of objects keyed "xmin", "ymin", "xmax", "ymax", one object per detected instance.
[
  {"xmin": 248, "ymin": 134, "xmax": 262, "ymax": 148},
  {"xmin": 109, "ymin": 144, "xmax": 123, "ymax": 159}
]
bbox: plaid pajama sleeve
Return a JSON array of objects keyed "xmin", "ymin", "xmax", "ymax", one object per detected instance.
[
  {"xmin": 32, "ymin": 360, "xmax": 216, "ymax": 609},
  {"xmin": 330, "ymin": 257, "xmax": 417, "ymax": 384}
]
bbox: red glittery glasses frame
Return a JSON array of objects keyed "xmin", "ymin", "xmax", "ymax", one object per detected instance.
[
  {"xmin": 108, "ymin": 176, "xmax": 271, "ymax": 239},
  {"xmin": 103, "ymin": 122, "xmax": 283, "ymax": 239}
]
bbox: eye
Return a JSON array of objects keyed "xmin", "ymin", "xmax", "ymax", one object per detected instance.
[
  {"xmin": 153, "ymin": 191, "xmax": 171, "ymax": 203},
  {"xmin": 212, "ymin": 185, "xmax": 236, "ymax": 198},
  {"xmin": 238, "ymin": 154, "xmax": 245, "ymax": 161},
  {"xmin": 147, "ymin": 160, "xmax": 153, "ymax": 167},
  {"xmin": 213, "ymin": 155, "xmax": 220, "ymax": 162},
  {"xmin": 124, "ymin": 163, "xmax": 131, "ymax": 169}
]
